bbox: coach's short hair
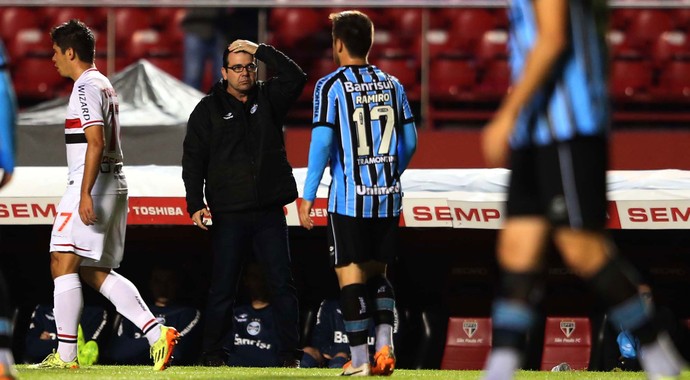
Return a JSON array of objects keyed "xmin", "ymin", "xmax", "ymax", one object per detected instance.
[
  {"xmin": 50, "ymin": 19, "xmax": 95, "ymax": 64},
  {"xmin": 329, "ymin": 10, "xmax": 373, "ymax": 59}
]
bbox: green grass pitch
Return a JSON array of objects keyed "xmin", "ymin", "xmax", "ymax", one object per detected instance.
[{"xmin": 15, "ymin": 365, "xmax": 683, "ymax": 380}]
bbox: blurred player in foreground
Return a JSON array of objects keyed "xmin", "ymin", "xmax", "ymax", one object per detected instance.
[
  {"xmin": 480, "ymin": 1, "xmax": 685, "ymax": 379},
  {"xmin": 36, "ymin": 19, "xmax": 179, "ymax": 370},
  {"xmin": 0, "ymin": 37, "xmax": 18, "ymax": 380}
]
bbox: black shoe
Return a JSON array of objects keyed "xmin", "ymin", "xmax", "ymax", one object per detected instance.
[{"xmin": 200, "ymin": 352, "xmax": 227, "ymax": 367}]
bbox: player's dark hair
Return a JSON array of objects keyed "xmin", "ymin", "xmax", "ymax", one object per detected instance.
[
  {"xmin": 50, "ymin": 19, "xmax": 95, "ymax": 64},
  {"xmin": 329, "ymin": 10, "xmax": 373, "ymax": 59}
]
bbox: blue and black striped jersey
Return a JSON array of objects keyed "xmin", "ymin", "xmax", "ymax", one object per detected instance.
[
  {"xmin": 509, "ymin": 0, "xmax": 610, "ymax": 148},
  {"xmin": 311, "ymin": 65, "xmax": 416, "ymax": 218},
  {"xmin": 0, "ymin": 39, "xmax": 16, "ymax": 176}
]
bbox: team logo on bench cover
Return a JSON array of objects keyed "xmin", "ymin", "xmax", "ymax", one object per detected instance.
[
  {"xmin": 463, "ymin": 320, "xmax": 479, "ymax": 338},
  {"xmin": 560, "ymin": 320, "xmax": 576, "ymax": 338}
]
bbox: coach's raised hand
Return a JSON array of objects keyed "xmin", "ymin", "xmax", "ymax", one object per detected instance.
[{"xmin": 228, "ymin": 39, "xmax": 258, "ymax": 55}]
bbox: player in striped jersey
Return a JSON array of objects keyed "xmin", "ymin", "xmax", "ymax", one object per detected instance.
[
  {"xmin": 36, "ymin": 20, "xmax": 179, "ymax": 371},
  {"xmin": 299, "ymin": 10, "xmax": 417, "ymax": 377},
  {"xmin": 0, "ymin": 37, "xmax": 18, "ymax": 380},
  {"xmin": 481, "ymin": 1, "xmax": 685, "ymax": 379}
]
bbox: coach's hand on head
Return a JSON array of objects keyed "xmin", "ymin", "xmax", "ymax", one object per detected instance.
[
  {"xmin": 228, "ymin": 39, "xmax": 258, "ymax": 55},
  {"xmin": 192, "ymin": 208, "xmax": 211, "ymax": 231}
]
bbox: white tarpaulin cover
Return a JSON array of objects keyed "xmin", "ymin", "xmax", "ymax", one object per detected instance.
[
  {"xmin": 16, "ymin": 59, "xmax": 204, "ymax": 166},
  {"xmin": 1, "ymin": 166, "xmax": 689, "ymax": 229}
]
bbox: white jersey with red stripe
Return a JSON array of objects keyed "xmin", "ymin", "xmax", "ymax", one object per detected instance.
[{"xmin": 65, "ymin": 68, "xmax": 126, "ymax": 195}]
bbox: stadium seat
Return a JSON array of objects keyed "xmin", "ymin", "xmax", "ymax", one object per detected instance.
[
  {"xmin": 609, "ymin": 59, "xmax": 653, "ymax": 101},
  {"xmin": 475, "ymin": 29, "xmax": 508, "ymax": 65},
  {"xmin": 675, "ymin": 8, "xmax": 690, "ymax": 28},
  {"xmin": 48, "ymin": 7, "xmax": 92, "ymax": 27},
  {"xmin": 607, "ymin": 29, "xmax": 643, "ymax": 59},
  {"xmin": 476, "ymin": 58, "xmax": 510, "ymax": 101},
  {"xmin": 127, "ymin": 29, "xmax": 174, "ymax": 59},
  {"xmin": 12, "ymin": 57, "xmax": 69, "ymax": 101},
  {"xmin": 626, "ymin": 10, "xmax": 675, "ymax": 50},
  {"xmin": 541, "ymin": 316, "xmax": 592, "ymax": 371},
  {"xmin": 652, "ymin": 31, "xmax": 690, "ymax": 68},
  {"xmin": 656, "ymin": 60, "xmax": 690, "ymax": 100},
  {"xmin": 413, "ymin": 30, "xmax": 457, "ymax": 60},
  {"xmin": 372, "ymin": 30, "xmax": 407, "ymax": 59},
  {"xmin": 440, "ymin": 317, "xmax": 492, "ymax": 370},
  {"xmin": 268, "ymin": 8, "xmax": 325, "ymax": 49},
  {"xmin": 385, "ymin": 8, "xmax": 422, "ymax": 40},
  {"xmin": 146, "ymin": 56, "xmax": 183, "ymax": 79},
  {"xmin": 610, "ymin": 8, "xmax": 637, "ymax": 30},
  {"xmin": 300, "ymin": 57, "xmax": 337, "ymax": 102},
  {"xmin": 447, "ymin": 9, "xmax": 497, "ymax": 52},
  {"xmin": 374, "ymin": 57, "xmax": 419, "ymax": 100},
  {"xmin": 430, "ymin": 57, "xmax": 477, "ymax": 101},
  {"xmin": 0, "ymin": 7, "xmax": 39, "ymax": 42},
  {"xmin": 10, "ymin": 28, "xmax": 53, "ymax": 59},
  {"xmin": 115, "ymin": 8, "xmax": 153, "ymax": 44}
]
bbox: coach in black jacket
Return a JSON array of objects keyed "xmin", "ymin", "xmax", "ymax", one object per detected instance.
[{"xmin": 182, "ymin": 40, "xmax": 305, "ymax": 367}]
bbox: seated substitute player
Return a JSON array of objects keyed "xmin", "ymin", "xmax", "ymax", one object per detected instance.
[
  {"xmin": 36, "ymin": 19, "xmax": 179, "ymax": 370},
  {"xmin": 301, "ymin": 299, "xmax": 399, "ymax": 369},
  {"xmin": 107, "ymin": 267, "xmax": 201, "ymax": 365},
  {"xmin": 298, "ymin": 10, "xmax": 418, "ymax": 377},
  {"xmin": 224, "ymin": 262, "xmax": 280, "ymax": 367},
  {"xmin": 24, "ymin": 305, "xmax": 106, "ymax": 365}
]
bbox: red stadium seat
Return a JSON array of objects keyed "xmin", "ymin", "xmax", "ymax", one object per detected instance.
[
  {"xmin": 127, "ymin": 29, "xmax": 174, "ymax": 59},
  {"xmin": 656, "ymin": 60, "xmax": 690, "ymax": 100},
  {"xmin": 374, "ymin": 57, "xmax": 419, "ymax": 100},
  {"xmin": 430, "ymin": 57, "xmax": 477, "ymax": 101},
  {"xmin": 372, "ymin": 30, "xmax": 407, "ymax": 59},
  {"xmin": 652, "ymin": 31, "xmax": 690, "ymax": 68},
  {"xmin": 541, "ymin": 317, "xmax": 592, "ymax": 371},
  {"xmin": 440, "ymin": 317, "xmax": 492, "ymax": 370},
  {"xmin": 610, "ymin": 8, "xmax": 638, "ymax": 30},
  {"xmin": 300, "ymin": 57, "xmax": 337, "ymax": 102},
  {"xmin": 146, "ymin": 56, "xmax": 183, "ymax": 79},
  {"xmin": 12, "ymin": 57, "xmax": 70, "ymax": 100},
  {"xmin": 447, "ymin": 9, "xmax": 497, "ymax": 52},
  {"xmin": 269, "ymin": 8, "xmax": 325, "ymax": 49},
  {"xmin": 385, "ymin": 8, "xmax": 422, "ymax": 40},
  {"xmin": 115, "ymin": 8, "xmax": 153, "ymax": 44},
  {"xmin": 0, "ymin": 7, "xmax": 40, "ymax": 42},
  {"xmin": 10, "ymin": 28, "xmax": 53, "ymax": 59},
  {"xmin": 48, "ymin": 7, "xmax": 90, "ymax": 26},
  {"xmin": 476, "ymin": 58, "xmax": 510, "ymax": 100},
  {"xmin": 626, "ymin": 10, "xmax": 675, "ymax": 50},
  {"xmin": 607, "ymin": 29, "xmax": 643, "ymax": 59},
  {"xmin": 412, "ymin": 30, "xmax": 457, "ymax": 60},
  {"xmin": 475, "ymin": 29, "xmax": 508, "ymax": 65},
  {"xmin": 609, "ymin": 59, "xmax": 653, "ymax": 101}
]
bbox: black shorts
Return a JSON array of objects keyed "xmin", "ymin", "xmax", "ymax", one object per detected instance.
[
  {"xmin": 507, "ymin": 136, "xmax": 608, "ymax": 231},
  {"xmin": 326, "ymin": 213, "xmax": 400, "ymax": 267}
]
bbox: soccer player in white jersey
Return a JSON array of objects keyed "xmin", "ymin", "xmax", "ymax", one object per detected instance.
[{"xmin": 35, "ymin": 19, "xmax": 179, "ymax": 370}]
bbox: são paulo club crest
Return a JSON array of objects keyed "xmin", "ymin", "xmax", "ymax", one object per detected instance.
[
  {"xmin": 560, "ymin": 320, "xmax": 576, "ymax": 338},
  {"xmin": 463, "ymin": 320, "xmax": 479, "ymax": 338}
]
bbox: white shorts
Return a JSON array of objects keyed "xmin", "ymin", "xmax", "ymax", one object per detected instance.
[{"xmin": 49, "ymin": 190, "xmax": 128, "ymax": 268}]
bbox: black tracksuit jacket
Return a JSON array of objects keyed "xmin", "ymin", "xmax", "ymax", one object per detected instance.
[{"xmin": 182, "ymin": 44, "xmax": 307, "ymax": 216}]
